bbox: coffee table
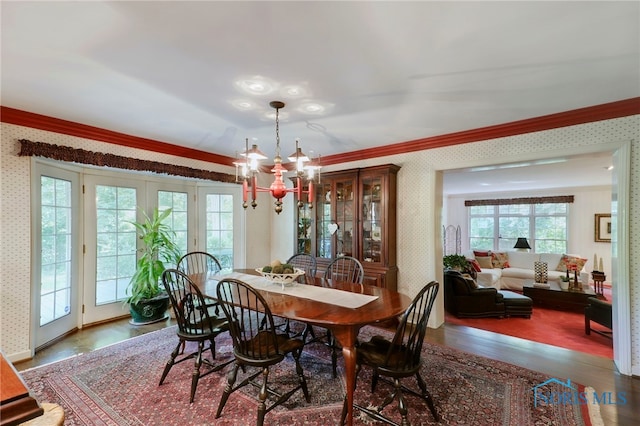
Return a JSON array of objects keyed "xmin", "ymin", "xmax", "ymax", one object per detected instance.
[{"xmin": 522, "ymin": 280, "xmax": 596, "ymax": 312}]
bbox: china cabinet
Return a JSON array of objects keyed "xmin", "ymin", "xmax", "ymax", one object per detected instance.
[{"xmin": 295, "ymin": 164, "xmax": 399, "ymax": 290}]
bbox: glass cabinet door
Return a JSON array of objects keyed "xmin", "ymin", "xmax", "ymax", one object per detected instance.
[
  {"xmin": 335, "ymin": 178, "xmax": 356, "ymax": 257},
  {"xmin": 315, "ymin": 180, "xmax": 333, "ymax": 258},
  {"xmin": 314, "ymin": 175, "xmax": 356, "ymax": 259},
  {"xmin": 360, "ymin": 174, "xmax": 383, "ymax": 263},
  {"xmin": 296, "ymin": 202, "xmax": 312, "ymax": 254}
]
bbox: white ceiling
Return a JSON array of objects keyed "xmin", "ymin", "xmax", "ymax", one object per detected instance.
[
  {"xmin": 442, "ymin": 151, "xmax": 614, "ymax": 195},
  {"xmin": 1, "ymin": 1, "xmax": 637, "ymax": 192}
]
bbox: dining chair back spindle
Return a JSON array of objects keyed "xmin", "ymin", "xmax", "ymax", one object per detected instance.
[
  {"xmin": 287, "ymin": 253, "xmax": 317, "ymax": 283},
  {"xmin": 341, "ymin": 280, "xmax": 440, "ymax": 425},
  {"xmin": 324, "ymin": 256, "xmax": 364, "ymax": 284},
  {"xmin": 269, "ymin": 254, "xmax": 319, "ymax": 335},
  {"xmin": 159, "ymin": 269, "xmax": 232, "ymax": 403},
  {"xmin": 178, "ymin": 251, "xmax": 223, "ymax": 277},
  {"xmin": 215, "ymin": 278, "xmax": 311, "ymax": 426}
]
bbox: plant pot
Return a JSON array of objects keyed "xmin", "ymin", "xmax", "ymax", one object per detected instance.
[{"xmin": 129, "ymin": 294, "xmax": 170, "ymax": 325}]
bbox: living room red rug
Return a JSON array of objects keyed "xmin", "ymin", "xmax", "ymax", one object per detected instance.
[
  {"xmin": 446, "ymin": 289, "xmax": 613, "ymax": 359},
  {"xmin": 20, "ymin": 325, "xmax": 603, "ymax": 425}
]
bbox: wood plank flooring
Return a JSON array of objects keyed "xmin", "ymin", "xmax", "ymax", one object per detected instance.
[{"xmin": 15, "ymin": 318, "xmax": 638, "ymax": 425}]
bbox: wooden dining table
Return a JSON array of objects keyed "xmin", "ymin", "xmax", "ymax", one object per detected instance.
[{"xmin": 194, "ymin": 268, "xmax": 411, "ymax": 426}]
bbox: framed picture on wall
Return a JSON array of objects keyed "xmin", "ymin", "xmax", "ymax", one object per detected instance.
[{"xmin": 595, "ymin": 213, "xmax": 611, "ymax": 243}]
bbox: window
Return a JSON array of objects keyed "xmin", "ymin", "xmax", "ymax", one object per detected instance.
[{"xmin": 469, "ymin": 202, "xmax": 568, "ymax": 253}]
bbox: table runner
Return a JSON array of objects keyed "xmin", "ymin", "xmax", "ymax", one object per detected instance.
[{"xmin": 213, "ymin": 272, "xmax": 378, "ymax": 309}]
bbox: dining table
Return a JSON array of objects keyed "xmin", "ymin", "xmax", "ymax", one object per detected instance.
[{"xmin": 194, "ymin": 268, "xmax": 411, "ymax": 426}]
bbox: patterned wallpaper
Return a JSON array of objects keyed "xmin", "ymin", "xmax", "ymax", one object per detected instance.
[{"xmin": 1, "ymin": 117, "xmax": 638, "ymax": 374}]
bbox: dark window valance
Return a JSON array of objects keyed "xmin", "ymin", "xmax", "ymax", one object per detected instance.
[
  {"xmin": 18, "ymin": 139, "xmax": 237, "ymax": 184},
  {"xmin": 464, "ymin": 195, "xmax": 574, "ymax": 207}
]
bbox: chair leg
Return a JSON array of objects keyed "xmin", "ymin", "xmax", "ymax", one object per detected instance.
[
  {"xmin": 215, "ymin": 363, "xmax": 240, "ymax": 419},
  {"xmin": 394, "ymin": 379, "xmax": 410, "ymax": 426},
  {"xmin": 208, "ymin": 336, "xmax": 217, "ymax": 360},
  {"xmin": 189, "ymin": 341, "xmax": 205, "ymax": 403},
  {"xmin": 415, "ymin": 372, "xmax": 439, "ymax": 422},
  {"xmin": 331, "ymin": 337, "xmax": 339, "ymax": 379},
  {"xmin": 293, "ymin": 349, "xmax": 311, "ymax": 402},
  {"xmin": 377, "ymin": 382, "xmax": 398, "ymax": 414},
  {"xmin": 301, "ymin": 323, "xmax": 317, "ymax": 343},
  {"xmin": 371, "ymin": 369, "xmax": 379, "ymax": 393},
  {"xmin": 257, "ymin": 367, "xmax": 269, "ymax": 426},
  {"xmin": 159, "ymin": 340, "xmax": 182, "ymax": 386}
]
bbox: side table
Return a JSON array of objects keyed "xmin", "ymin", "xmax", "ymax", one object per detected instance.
[{"xmin": 592, "ymin": 272, "xmax": 606, "ymax": 296}]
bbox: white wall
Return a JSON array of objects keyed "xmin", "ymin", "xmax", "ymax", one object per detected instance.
[
  {"xmin": 445, "ymin": 186, "xmax": 613, "ymax": 275},
  {"xmin": 2, "ymin": 116, "xmax": 638, "ymax": 376}
]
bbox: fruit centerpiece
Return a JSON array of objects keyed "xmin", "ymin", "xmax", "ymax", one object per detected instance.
[{"xmin": 256, "ymin": 259, "xmax": 305, "ymax": 285}]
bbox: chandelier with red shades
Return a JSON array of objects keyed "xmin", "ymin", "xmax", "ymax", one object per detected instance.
[{"xmin": 235, "ymin": 101, "xmax": 321, "ymax": 214}]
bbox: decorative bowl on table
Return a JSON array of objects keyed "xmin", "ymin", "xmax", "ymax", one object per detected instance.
[{"xmin": 255, "ymin": 267, "xmax": 305, "ymax": 285}]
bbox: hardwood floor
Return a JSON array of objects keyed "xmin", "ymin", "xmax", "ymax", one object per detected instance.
[{"xmin": 15, "ymin": 317, "xmax": 638, "ymax": 425}]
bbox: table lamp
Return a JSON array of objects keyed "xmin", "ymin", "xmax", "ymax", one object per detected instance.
[{"xmin": 514, "ymin": 237, "xmax": 531, "ymax": 252}]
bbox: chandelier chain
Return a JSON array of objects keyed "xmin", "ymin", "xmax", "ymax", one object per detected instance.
[{"xmin": 275, "ymin": 106, "xmax": 281, "ymax": 158}]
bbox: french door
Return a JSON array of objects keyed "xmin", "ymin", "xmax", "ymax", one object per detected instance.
[
  {"xmin": 198, "ymin": 185, "xmax": 244, "ymax": 271},
  {"xmin": 33, "ymin": 164, "xmax": 81, "ymax": 349},
  {"xmin": 33, "ymin": 163, "xmax": 243, "ymax": 330},
  {"xmin": 83, "ymin": 176, "xmax": 144, "ymax": 323}
]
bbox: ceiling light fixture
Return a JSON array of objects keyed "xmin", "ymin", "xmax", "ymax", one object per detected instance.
[{"xmin": 236, "ymin": 101, "xmax": 320, "ymax": 214}]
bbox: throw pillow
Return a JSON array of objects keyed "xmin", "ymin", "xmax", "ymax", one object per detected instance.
[
  {"xmin": 491, "ymin": 251, "xmax": 510, "ymax": 269},
  {"xmin": 476, "ymin": 256, "xmax": 493, "ymax": 269},
  {"xmin": 467, "ymin": 258, "xmax": 482, "ymax": 272},
  {"xmin": 556, "ymin": 254, "xmax": 588, "ymax": 272},
  {"xmin": 473, "ymin": 250, "xmax": 491, "ymax": 257},
  {"xmin": 463, "ymin": 275, "xmax": 478, "ymax": 288}
]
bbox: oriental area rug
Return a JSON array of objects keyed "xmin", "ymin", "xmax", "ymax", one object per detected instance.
[{"xmin": 21, "ymin": 325, "xmax": 602, "ymax": 425}]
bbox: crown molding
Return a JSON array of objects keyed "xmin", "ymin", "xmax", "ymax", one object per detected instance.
[
  {"xmin": 318, "ymin": 97, "xmax": 640, "ymax": 165},
  {"xmin": 2, "ymin": 97, "xmax": 638, "ymax": 167},
  {"xmin": 0, "ymin": 107, "xmax": 236, "ymax": 166}
]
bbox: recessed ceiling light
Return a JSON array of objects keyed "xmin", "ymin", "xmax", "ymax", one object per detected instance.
[
  {"xmin": 299, "ymin": 103, "xmax": 325, "ymax": 114},
  {"xmin": 231, "ymin": 99, "xmax": 256, "ymax": 111},
  {"xmin": 234, "ymin": 76, "xmax": 275, "ymax": 95},
  {"xmin": 281, "ymin": 85, "xmax": 307, "ymax": 98}
]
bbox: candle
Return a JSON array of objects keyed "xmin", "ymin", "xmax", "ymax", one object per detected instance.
[
  {"xmin": 594, "ymin": 254, "xmax": 598, "ymax": 271},
  {"xmin": 599, "ymin": 257, "xmax": 604, "ymax": 273}
]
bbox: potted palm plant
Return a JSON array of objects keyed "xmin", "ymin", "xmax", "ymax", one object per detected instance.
[{"xmin": 126, "ymin": 208, "xmax": 182, "ymax": 325}]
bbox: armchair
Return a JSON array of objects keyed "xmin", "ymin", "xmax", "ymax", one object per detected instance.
[{"xmin": 444, "ymin": 270, "xmax": 506, "ymax": 318}]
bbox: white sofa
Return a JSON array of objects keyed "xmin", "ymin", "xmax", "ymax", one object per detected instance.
[{"xmin": 464, "ymin": 250, "xmax": 590, "ymax": 291}]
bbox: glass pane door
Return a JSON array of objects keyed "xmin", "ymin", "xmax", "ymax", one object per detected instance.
[
  {"xmin": 198, "ymin": 185, "xmax": 242, "ymax": 272},
  {"xmin": 95, "ymin": 185, "xmax": 137, "ymax": 305},
  {"xmin": 83, "ymin": 176, "xmax": 144, "ymax": 324},
  {"xmin": 34, "ymin": 164, "xmax": 80, "ymax": 349},
  {"xmin": 158, "ymin": 190, "xmax": 189, "ymax": 260}
]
